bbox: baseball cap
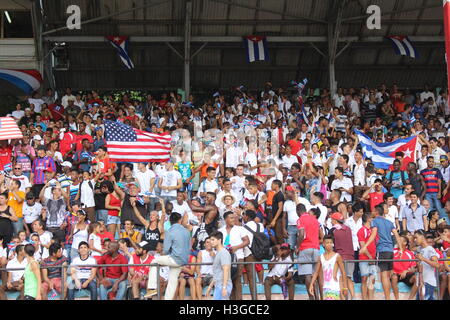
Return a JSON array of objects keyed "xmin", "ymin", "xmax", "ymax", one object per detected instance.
[
  {"xmin": 285, "ymin": 186, "xmax": 295, "ymax": 192},
  {"xmin": 440, "ymin": 155, "xmax": 448, "ymax": 162},
  {"xmin": 77, "ymin": 209, "xmax": 87, "ymax": 216},
  {"xmin": 44, "ymin": 167, "xmax": 54, "ymax": 173},
  {"xmin": 61, "ymin": 161, "xmax": 72, "ymax": 168},
  {"xmin": 280, "ymin": 243, "xmax": 291, "ymax": 250},
  {"xmin": 437, "ymin": 218, "xmax": 447, "ymax": 225},
  {"xmin": 138, "ymin": 241, "xmax": 152, "ymax": 251},
  {"xmin": 330, "ymin": 212, "xmax": 344, "ymax": 223}
]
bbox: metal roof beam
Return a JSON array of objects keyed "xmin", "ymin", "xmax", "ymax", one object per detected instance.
[
  {"xmin": 42, "ymin": 0, "xmax": 172, "ymax": 35},
  {"xmin": 208, "ymin": 0, "xmax": 328, "ymax": 24},
  {"xmin": 44, "ymin": 36, "xmax": 446, "ymax": 42}
]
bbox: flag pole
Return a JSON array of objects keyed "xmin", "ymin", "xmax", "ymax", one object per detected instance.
[{"xmin": 444, "ymin": 1, "xmax": 450, "ymax": 112}]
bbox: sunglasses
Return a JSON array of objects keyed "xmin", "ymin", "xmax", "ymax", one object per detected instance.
[{"xmin": 14, "ymin": 168, "xmax": 21, "ymax": 170}]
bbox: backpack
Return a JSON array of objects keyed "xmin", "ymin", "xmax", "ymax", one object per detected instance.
[
  {"xmin": 388, "ymin": 170, "xmax": 406, "ymax": 189},
  {"xmin": 230, "ymin": 252, "xmax": 239, "ymax": 281},
  {"xmin": 244, "ymin": 223, "xmax": 271, "ymax": 261}
]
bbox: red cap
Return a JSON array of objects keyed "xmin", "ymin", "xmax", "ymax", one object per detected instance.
[
  {"xmin": 44, "ymin": 167, "xmax": 54, "ymax": 173},
  {"xmin": 285, "ymin": 186, "xmax": 295, "ymax": 192},
  {"xmin": 330, "ymin": 212, "xmax": 344, "ymax": 222}
]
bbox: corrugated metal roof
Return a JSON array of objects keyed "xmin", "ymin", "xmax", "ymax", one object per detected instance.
[{"xmin": 42, "ymin": 0, "xmax": 446, "ymax": 91}]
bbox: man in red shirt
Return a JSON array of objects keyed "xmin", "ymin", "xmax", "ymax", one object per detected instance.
[
  {"xmin": 75, "ymin": 123, "xmax": 94, "ymax": 151},
  {"xmin": 98, "ymin": 221, "xmax": 114, "ymax": 248},
  {"xmin": 357, "ymin": 213, "xmax": 377, "ymax": 300},
  {"xmin": 391, "ymin": 235, "xmax": 418, "ymax": 300},
  {"xmin": 362, "ymin": 179, "xmax": 385, "ymax": 213},
  {"xmin": 0, "ymin": 142, "xmax": 12, "ymax": 171},
  {"xmin": 97, "ymin": 241, "xmax": 128, "ymax": 300},
  {"xmin": 287, "ymin": 129, "xmax": 302, "ymax": 162},
  {"xmin": 296, "ymin": 203, "xmax": 321, "ymax": 300},
  {"xmin": 129, "ymin": 241, "xmax": 154, "ymax": 300}
]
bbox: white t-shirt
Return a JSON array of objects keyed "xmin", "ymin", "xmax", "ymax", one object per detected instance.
[
  {"xmin": 28, "ymin": 98, "xmax": 44, "ymax": 113},
  {"xmin": 283, "ymin": 200, "xmax": 298, "ymax": 226},
  {"xmin": 386, "ymin": 205, "xmax": 399, "ymax": 226},
  {"xmin": 243, "ymin": 220, "xmax": 265, "ymax": 258},
  {"xmin": 88, "ymin": 233, "xmax": 102, "ymax": 256},
  {"xmin": 230, "ymin": 175, "xmax": 245, "ymax": 200},
  {"xmin": 79, "ymin": 179, "xmax": 96, "ymax": 208},
  {"xmin": 198, "ymin": 179, "xmax": 219, "ymax": 194},
  {"xmin": 22, "ymin": 202, "xmax": 42, "ymax": 224},
  {"xmin": 170, "ymin": 200, "xmax": 192, "ymax": 218},
  {"xmin": 71, "ymin": 256, "xmax": 97, "ymax": 280},
  {"xmin": 10, "ymin": 174, "xmax": 31, "ymax": 192},
  {"xmin": 281, "ymin": 155, "xmax": 297, "ymax": 169},
  {"xmin": 244, "ymin": 152, "xmax": 258, "ymax": 175},
  {"xmin": 134, "ymin": 169, "xmax": 156, "ymax": 193},
  {"xmin": 160, "ymin": 170, "xmax": 182, "ymax": 197},
  {"xmin": 331, "ymin": 177, "xmax": 354, "ymax": 202},
  {"xmin": 311, "ymin": 203, "xmax": 328, "ymax": 226},
  {"xmin": 219, "ymin": 225, "xmax": 248, "ymax": 259},
  {"xmin": 38, "ymin": 231, "xmax": 53, "ymax": 258},
  {"xmin": 6, "ymin": 257, "xmax": 28, "ymax": 282}
]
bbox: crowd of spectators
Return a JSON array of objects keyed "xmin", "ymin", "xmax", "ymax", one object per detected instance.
[{"xmin": 0, "ymin": 82, "xmax": 450, "ymax": 300}]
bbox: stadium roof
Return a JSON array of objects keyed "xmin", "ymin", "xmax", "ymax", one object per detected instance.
[{"xmin": 37, "ymin": 0, "xmax": 446, "ymax": 92}]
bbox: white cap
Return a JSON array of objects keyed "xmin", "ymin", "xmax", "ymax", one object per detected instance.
[
  {"xmin": 138, "ymin": 241, "xmax": 149, "ymax": 248},
  {"xmin": 33, "ymin": 135, "xmax": 42, "ymax": 141},
  {"xmin": 61, "ymin": 161, "xmax": 72, "ymax": 168}
]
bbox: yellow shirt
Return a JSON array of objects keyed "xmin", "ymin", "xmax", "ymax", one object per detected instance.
[
  {"xmin": 120, "ymin": 230, "xmax": 140, "ymax": 243},
  {"xmin": 7, "ymin": 191, "xmax": 25, "ymax": 218}
]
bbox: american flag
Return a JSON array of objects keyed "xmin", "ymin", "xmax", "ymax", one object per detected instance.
[
  {"xmin": 104, "ymin": 120, "xmax": 171, "ymax": 163},
  {"xmin": 0, "ymin": 117, "xmax": 23, "ymax": 140}
]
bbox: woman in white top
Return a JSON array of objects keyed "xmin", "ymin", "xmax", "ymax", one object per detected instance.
[
  {"xmin": 68, "ymin": 210, "xmax": 89, "ymax": 262},
  {"xmin": 88, "ymin": 222, "xmax": 105, "ymax": 261}
]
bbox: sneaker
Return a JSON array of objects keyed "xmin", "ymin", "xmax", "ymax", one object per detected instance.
[{"xmin": 144, "ymin": 289, "xmax": 158, "ymax": 298}]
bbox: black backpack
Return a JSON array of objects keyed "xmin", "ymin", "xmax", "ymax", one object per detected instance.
[
  {"xmin": 387, "ymin": 170, "xmax": 407, "ymax": 189},
  {"xmin": 244, "ymin": 224, "xmax": 271, "ymax": 261}
]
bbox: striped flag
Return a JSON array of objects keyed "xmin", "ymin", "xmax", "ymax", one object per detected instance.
[
  {"xmin": 0, "ymin": 117, "xmax": 23, "ymax": 140},
  {"xmin": 243, "ymin": 35, "xmax": 269, "ymax": 63},
  {"xmin": 242, "ymin": 118, "xmax": 261, "ymax": 127},
  {"xmin": 0, "ymin": 69, "xmax": 43, "ymax": 94},
  {"xmin": 104, "ymin": 120, "xmax": 171, "ymax": 163},
  {"xmin": 105, "ymin": 36, "xmax": 134, "ymax": 69},
  {"xmin": 387, "ymin": 36, "xmax": 418, "ymax": 59}
]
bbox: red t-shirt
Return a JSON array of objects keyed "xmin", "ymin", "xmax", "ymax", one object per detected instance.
[
  {"xmin": 75, "ymin": 133, "xmax": 94, "ymax": 151},
  {"xmin": 60, "ymin": 132, "xmax": 76, "ymax": 156},
  {"xmin": 288, "ymin": 139, "xmax": 302, "ymax": 157},
  {"xmin": 296, "ymin": 213, "xmax": 320, "ymax": 250},
  {"xmin": 87, "ymin": 98, "xmax": 104, "ymax": 106},
  {"xmin": 131, "ymin": 253, "xmax": 154, "ymax": 275},
  {"xmin": 97, "ymin": 254, "xmax": 128, "ymax": 279},
  {"xmin": 368, "ymin": 192, "xmax": 384, "ymax": 212},
  {"xmin": 0, "ymin": 146, "xmax": 12, "ymax": 171},
  {"xmin": 92, "ymin": 156, "xmax": 114, "ymax": 174},
  {"xmin": 393, "ymin": 248, "xmax": 416, "ymax": 274},
  {"xmin": 357, "ymin": 225, "xmax": 376, "ymax": 260},
  {"xmin": 436, "ymin": 248, "xmax": 444, "ymax": 265},
  {"xmin": 442, "ymin": 241, "xmax": 450, "ymax": 251},
  {"xmin": 98, "ymin": 231, "xmax": 115, "ymax": 248}
]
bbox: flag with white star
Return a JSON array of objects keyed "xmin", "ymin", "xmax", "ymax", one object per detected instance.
[{"xmin": 105, "ymin": 36, "xmax": 134, "ymax": 69}]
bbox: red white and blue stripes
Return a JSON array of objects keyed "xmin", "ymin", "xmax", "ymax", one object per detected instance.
[
  {"xmin": 0, "ymin": 69, "xmax": 43, "ymax": 94},
  {"xmin": 243, "ymin": 35, "xmax": 269, "ymax": 63},
  {"xmin": 387, "ymin": 36, "xmax": 418, "ymax": 59}
]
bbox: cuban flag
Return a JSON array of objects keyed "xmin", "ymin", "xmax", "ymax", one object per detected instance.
[
  {"xmin": 105, "ymin": 36, "xmax": 134, "ymax": 69},
  {"xmin": 242, "ymin": 118, "xmax": 261, "ymax": 127},
  {"xmin": 0, "ymin": 69, "xmax": 42, "ymax": 94},
  {"xmin": 243, "ymin": 35, "xmax": 269, "ymax": 63},
  {"xmin": 387, "ymin": 36, "xmax": 418, "ymax": 59},
  {"xmin": 355, "ymin": 129, "xmax": 418, "ymax": 170}
]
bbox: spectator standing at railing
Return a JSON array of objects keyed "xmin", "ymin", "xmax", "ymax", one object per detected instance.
[
  {"xmin": 67, "ymin": 241, "xmax": 98, "ymax": 300},
  {"xmin": 414, "ymin": 230, "xmax": 440, "ymax": 300},
  {"xmin": 23, "ymin": 244, "xmax": 41, "ymax": 300},
  {"xmin": 210, "ymin": 231, "xmax": 232, "ymax": 300}
]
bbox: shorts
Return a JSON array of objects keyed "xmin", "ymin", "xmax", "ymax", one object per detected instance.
[
  {"xmin": 41, "ymin": 278, "xmax": 62, "ymax": 293},
  {"xmin": 344, "ymin": 262, "xmax": 355, "ymax": 280},
  {"xmin": 107, "ymin": 215, "xmax": 121, "ymax": 225},
  {"xmin": 359, "ymin": 262, "xmax": 377, "ymax": 278},
  {"xmin": 323, "ymin": 288, "xmax": 340, "ymax": 300},
  {"xmin": 201, "ymin": 275, "xmax": 213, "ymax": 287},
  {"xmin": 397, "ymin": 272, "xmax": 415, "ymax": 287},
  {"xmin": 377, "ymin": 252, "xmax": 394, "ymax": 272},
  {"xmin": 297, "ymin": 248, "xmax": 320, "ymax": 275}
]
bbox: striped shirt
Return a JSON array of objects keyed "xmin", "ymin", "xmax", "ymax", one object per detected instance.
[
  {"xmin": 420, "ymin": 168, "xmax": 442, "ymax": 194},
  {"xmin": 69, "ymin": 183, "xmax": 80, "ymax": 202},
  {"xmin": 31, "ymin": 156, "xmax": 56, "ymax": 185},
  {"xmin": 58, "ymin": 174, "xmax": 72, "ymax": 189}
]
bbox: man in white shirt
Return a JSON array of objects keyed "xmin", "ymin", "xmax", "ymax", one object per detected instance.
[
  {"xmin": 230, "ymin": 165, "xmax": 246, "ymax": 201},
  {"xmin": 158, "ymin": 162, "xmax": 182, "ymax": 203},
  {"xmin": 198, "ymin": 167, "xmax": 219, "ymax": 198},
  {"xmin": 10, "ymin": 164, "xmax": 31, "ymax": 193},
  {"xmin": 170, "ymin": 191, "xmax": 193, "ymax": 225},
  {"xmin": 264, "ymin": 243, "xmax": 295, "ymax": 300},
  {"xmin": 352, "ymin": 151, "xmax": 367, "ymax": 200},
  {"xmin": 0, "ymin": 244, "xmax": 28, "ymax": 300},
  {"xmin": 61, "ymin": 87, "xmax": 77, "ymax": 108},
  {"xmin": 134, "ymin": 163, "xmax": 156, "ymax": 194},
  {"xmin": 330, "ymin": 167, "xmax": 354, "ymax": 202},
  {"xmin": 420, "ymin": 85, "xmax": 435, "ymax": 103},
  {"xmin": 215, "ymin": 178, "xmax": 239, "ymax": 209},
  {"xmin": 219, "ymin": 211, "xmax": 250, "ymax": 300},
  {"xmin": 310, "ymin": 192, "xmax": 327, "ymax": 226},
  {"xmin": 225, "ymin": 140, "xmax": 244, "ymax": 169},
  {"xmin": 11, "ymin": 104, "xmax": 25, "ymax": 120},
  {"xmin": 22, "ymin": 193, "xmax": 43, "ymax": 234},
  {"xmin": 284, "ymin": 188, "xmax": 300, "ymax": 250},
  {"xmin": 345, "ymin": 203, "xmax": 363, "ymax": 256}
]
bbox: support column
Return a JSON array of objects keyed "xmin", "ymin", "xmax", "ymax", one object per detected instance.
[
  {"xmin": 327, "ymin": 0, "xmax": 346, "ymax": 96},
  {"xmin": 184, "ymin": 0, "xmax": 192, "ymax": 98}
]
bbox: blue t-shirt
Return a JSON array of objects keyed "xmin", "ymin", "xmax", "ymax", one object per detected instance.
[
  {"xmin": 385, "ymin": 171, "xmax": 408, "ymax": 199},
  {"xmin": 371, "ymin": 216, "xmax": 395, "ymax": 253}
]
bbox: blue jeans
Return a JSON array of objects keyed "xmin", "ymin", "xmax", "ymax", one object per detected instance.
[
  {"xmin": 213, "ymin": 282, "xmax": 232, "ymax": 300},
  {"xmin": 12, "ymin": 218, "xmax": 24, "ymax": 235},
  {"xmin": 425, "ymin": 193, "xmax": 448, "ymax": 223},
  {"xmin": 96, "ymin": 210, "xmax": 108, "ymax": 223},
  {"xmin": 99, "ymin": 278, "xmax": 128, "ymax": 300},
  {"xmin": 67, "ymin": 279, "xmax": 97, "ymax": 300},
  {"xmin": 287, "ymin": 225, "xmax": 298, "ymax": 251},
  {"xmin": 417, "ymin": 283, "xmax": 436, "ymax": 300}
]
